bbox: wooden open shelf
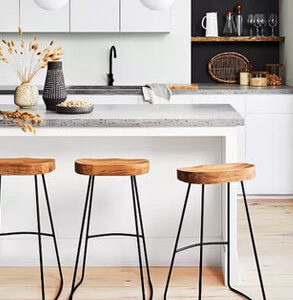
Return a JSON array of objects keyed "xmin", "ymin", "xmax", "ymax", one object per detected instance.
[{"xmin": 191, "ymin": 36, "xmax": 285, "ymax": 43}]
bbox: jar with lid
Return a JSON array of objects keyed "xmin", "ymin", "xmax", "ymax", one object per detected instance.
[
  {"xmin": 250, "ymin": 71, "xmax": 268, "ymax": 87},
  {"xmin": 265, "ymin": 64, "xmax": 283, "ymax": 86},
  {"xmin": 239, "ymin": 65, "xmax": 250, "ymax": 86}
]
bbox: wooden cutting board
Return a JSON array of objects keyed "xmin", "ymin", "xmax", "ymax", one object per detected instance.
[{"xmin": 169, "ymin": 83, "xmax": 199, "ymax": 90}]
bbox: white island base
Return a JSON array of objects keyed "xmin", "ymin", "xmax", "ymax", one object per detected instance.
[{"xmin": 0, "ymin": 126, "xmax": 239, "ymax": 287}]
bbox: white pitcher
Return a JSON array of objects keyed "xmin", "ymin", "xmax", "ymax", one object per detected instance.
[{"xmin": 201, "ymin": 12, "xmax": 218, "ymax": 37}]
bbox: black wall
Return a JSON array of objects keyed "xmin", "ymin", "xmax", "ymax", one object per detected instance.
[{"xmin": 192, "ymin": 0, "xmax": 280, "ymax": 83}]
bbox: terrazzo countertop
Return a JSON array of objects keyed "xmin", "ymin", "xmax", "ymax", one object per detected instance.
[
  {"xmin": 0, "ymin": 84, "xmax": 292, "ymax": 95},
  {"xmin": 0, "ymin": 104, "xmax": 244, "ymax": 128}
]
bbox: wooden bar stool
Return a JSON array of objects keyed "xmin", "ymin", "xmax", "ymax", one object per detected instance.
[
  {"xmin": 70, "ymin": 158, "xmax": 153, "ymax": 300},
  {"xmin": 164, "ymin": 163, "xmax": 267, "ymax": 300},
  {"xmin": 0, "ymin": 158, "xmax": 63, "ymax": 300}
]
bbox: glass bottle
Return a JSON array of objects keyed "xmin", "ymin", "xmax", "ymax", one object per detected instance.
[
  {"xmin": 223, "ymin": 11, "xmax": 237, "ymax": 36},
  {"xmin": 235, "ymin": 4, "xmax": 244, "ymax": 36}
]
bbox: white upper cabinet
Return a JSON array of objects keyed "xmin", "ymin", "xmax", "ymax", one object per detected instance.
[
  {"xmin": 71, "ymin": 0, "xmax": 120, "ymax": 32},
  {"xmin": 0, "ymin": 0, "xmax": 19, "ymax": 32},
  {"xmin": 20, "ymin": 0, "xmax": 70, "ymax": 32},
  {"xmin": 120, "ymin": 0, "xmax": 171, "ymax": 32}
]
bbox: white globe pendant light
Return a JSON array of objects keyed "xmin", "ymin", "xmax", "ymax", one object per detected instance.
[
  {"xmin": 34, "ymin": 0, "xmax": 69, "ymax": 11},
  {"xmin": 140, "ymin": 0, "xmax": 175, "ymax": 10}
]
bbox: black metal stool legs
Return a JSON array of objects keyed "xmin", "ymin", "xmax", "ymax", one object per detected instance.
[
  {"xmin": 164, "ymin": 183, "xmax": 192, "ymax": 299},
  {"xmin": 164, "ymin": 181, "xmax": 266, "ymax": 300},
  {"xmin": 133, "ymin": 176, "xmax": 154, "ymax": 299},
  {"xmin": 239, "ymin": 182, "xmax": 267, "ymax": 299},
  {"xmin": 131, "ymin": 176, "xmax": 154, "ymax": 299},
  {"xmin": 35, "ymin": 176, "xmax": 46, "ymax": 300},
  {"xmin": 34, "ymin": 175, "xmax": 64, "ymax": 300},
  {"xmin": 226, "ymin": 182, "xmax": 266, "ymax": 299},
  {"xmin": 198, "ymin": 185, "xmax": 205, "ymax": 299},
  {"xmin": 70, "ymin": 176, "xmax": 94, "ymax": 299},
  {"xmin": 41, "ymin": 175, "xmax": 64, "ymax": 299}
]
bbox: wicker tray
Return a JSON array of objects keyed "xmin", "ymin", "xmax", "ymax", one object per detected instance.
[{"xmin": 208, "ymin": 52, "xmax": 250, "ymax": 84}]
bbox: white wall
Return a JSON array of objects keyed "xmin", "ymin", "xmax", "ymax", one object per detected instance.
[
  {"xmin": 280, "ymin": 0, "xmax": 293, "ymax": 85},
  {"xmin": 0, "ymin": 0, "xmax": 191, "ymax": 86}
]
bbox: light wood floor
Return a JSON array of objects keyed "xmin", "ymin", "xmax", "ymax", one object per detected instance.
[{"xmin": 0, "ymin": 199, "xmax": 292, "ymax": 299}]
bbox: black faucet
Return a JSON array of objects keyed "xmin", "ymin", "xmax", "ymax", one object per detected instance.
[{"xmin": 107, "ymin": 46, "xmax": 117, "ymax": 86}]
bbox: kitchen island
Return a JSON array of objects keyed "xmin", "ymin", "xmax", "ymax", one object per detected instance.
[{"xmin": 0, "ymin": 104, "xmax": 243, "ymax": 287}]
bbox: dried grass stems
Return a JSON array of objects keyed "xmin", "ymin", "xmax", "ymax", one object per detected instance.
[
  {"xmin": 0, "ymin": 110, "xmax": 42, "ymax": 134},
  {"xmin": 0, "ymin": 27, "xmax": 64, "ymax": 83}
]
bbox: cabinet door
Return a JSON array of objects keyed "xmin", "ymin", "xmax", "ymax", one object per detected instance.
[
  {"xmin": 0, "ymin": 0, "xmax": 19, "ymax": 32},
  {"xmin": 71, "ymin": 0, "xmax": 119, "ymax": 32},
  {"xmin": 121, "ymin": 0, "xmax": 171, "ymax": 32},
  {"xmin": 246, "ymin": 114, "xmax": 293, "ymax": 195},
  {"xmin": 20, "ymin": 0, "xmax": 69, "ymax": 32}
]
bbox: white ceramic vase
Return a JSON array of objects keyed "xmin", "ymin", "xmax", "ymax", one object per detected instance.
[{"xmin": 14, "ymin": 83, "xmax": 39, "ymax": 108}]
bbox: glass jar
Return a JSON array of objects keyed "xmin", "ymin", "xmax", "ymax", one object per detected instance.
[
  {"xmin": 265, "ymin": 64, "xmax": 283, "ymax": 86},
  {"xmin": 239, "ymin": 66, "xmax": 250, "ymax": 86},
  {"xmin": 250, "ymin": 71, "xmax": 268, "ymax": 87}
]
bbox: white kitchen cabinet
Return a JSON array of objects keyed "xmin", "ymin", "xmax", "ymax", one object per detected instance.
[
  {"xmin": 120, "ymin": 0, "xmax": 171, "ymax": 32},
  {"xmin": 71, "ymin": 0, "xmax": 120, "ymax": 32},
  {"xmin": 0, "ymin": 0, "xmax": 19, "ymax": 32},
  {"xmin": 246, "ymin": 113, "xmax": 293, "ymax": 195},
  {"xmin": 246, "ymin": 95, "xmax": 293, "ymax": 195},
  {"xmin": 20, "ymin": 0, "xmax": 69, "ymax": 32}
]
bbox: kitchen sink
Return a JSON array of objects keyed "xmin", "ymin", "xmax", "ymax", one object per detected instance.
[
  {"xmin": 67, "ymin": 85, "xmax": 142, "ymax": 90},
  {"xmin": 66, "ymin": 85, "xmax": 143, "ymax": 95}
]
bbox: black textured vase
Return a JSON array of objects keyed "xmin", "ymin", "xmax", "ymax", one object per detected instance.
[{"xmin": 43, "ymin": 61, "xmax": 67, "ymax": 111}]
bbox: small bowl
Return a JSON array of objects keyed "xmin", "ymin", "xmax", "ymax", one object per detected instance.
[{"xmin": 56, "ymin": 105, "xmax": 94, "ymax": 114}]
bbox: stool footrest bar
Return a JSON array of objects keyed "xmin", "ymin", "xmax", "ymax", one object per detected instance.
[
  {"xmin": 88, "ymin": 233, "xmax": 143, "ymax": 239},
  {"xmin": 176, "ymin": 241, "xmax": 228, "ymax": 253},
  {"xmin": 0, "ymin": 231, "xmax": 53, "ymax": 238}
]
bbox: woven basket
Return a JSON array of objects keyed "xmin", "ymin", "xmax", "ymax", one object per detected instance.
[{"xmin": 208, "ymin": 52, "xmax": 250, "ymax": 84}]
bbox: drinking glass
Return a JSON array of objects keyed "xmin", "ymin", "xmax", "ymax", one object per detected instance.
[
  {"xmin": 247, "ymin": 14, "xmax": 255, "ymax": 36},
  {"xmin": 254, "ymin": 14, "xmax": 261, "ymax": 37},
  {"xmin": 268, "ymin": 13, "xmax": 278, "ymax": 36},
  {"xmin": 259, "ymin": 14, "xmax": 267, "ymax": 36}
]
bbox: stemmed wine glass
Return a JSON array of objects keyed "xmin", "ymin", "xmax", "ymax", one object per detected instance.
[
  {"xmin": 268, "ymin": 14, "xmax": 278, "ymax": 36},
  {"xmin": 259, "ymin": 14, "xmax": 267, "ymax": 36},
  {"xmin": 253, "ymin": 14, "xmax": 261, "ymax": 37},
  {"xmin": 247, "ymin": 14, "xmax": 255, "ymax": 37}
]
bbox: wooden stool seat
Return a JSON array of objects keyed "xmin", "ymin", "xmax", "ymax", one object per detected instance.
[
  {"xmin": 177, "ymin": 163, "xmax": 255, "ymax": 185},
  {"xmin": 0, "ymin": 158, "xmax": 55, "ymax": 176},
  {"xmin": 75, "ymin": 158, "xmax": 150, "ymax": 176}
]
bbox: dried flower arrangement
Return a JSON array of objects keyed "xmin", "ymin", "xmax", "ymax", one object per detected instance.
[{"xmin": 0, "ymin": 27, "xmax": 64, "ymax": 83}]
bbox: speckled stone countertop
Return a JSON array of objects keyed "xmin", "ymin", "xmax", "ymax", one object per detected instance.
[
  {"xmin": 0, "ymin": 84, "xmax": 293, "ymax": 95},
  {"xmin": 0, "ymin": 104, "xmax": 244, "ymax": 128},
  {"xmin": 182, "ymin": 83, "xmax": 293, "ymax": 95}
]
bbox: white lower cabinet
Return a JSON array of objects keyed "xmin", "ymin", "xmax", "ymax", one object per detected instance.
[
  {"xmin": 246, "ymin": 113, "xmax": 293, "ymax": 194},
  {"xmin": 246, "ymin": 95, "xmax": 293, "ymax": 195}
]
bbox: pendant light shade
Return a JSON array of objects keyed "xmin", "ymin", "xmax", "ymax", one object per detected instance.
[
  {"xmin": 34, "ymin": 0, "xmax": 69, "ymax": 11},
  {"xmin": 140, "ymin": 0, "xmax": 175, "ymax": 10}
]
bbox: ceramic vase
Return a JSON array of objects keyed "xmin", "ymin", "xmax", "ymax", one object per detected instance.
[
  {"xmin": 43, "ymin": 61, "xmax": 67, "ymax": 111},
  {"xmin": 14, "ymin": 83, "xmax": 39, "ymax": 108}
]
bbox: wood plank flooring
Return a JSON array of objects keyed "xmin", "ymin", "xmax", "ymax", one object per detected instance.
[{"xmin": 0, "ymin": 199, "xmax": 292, "ymax": 299}]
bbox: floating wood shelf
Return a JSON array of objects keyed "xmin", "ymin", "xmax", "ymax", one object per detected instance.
[{"xmin": 191, "ymin": 36, "xmax": 285, "ymax": 43}]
